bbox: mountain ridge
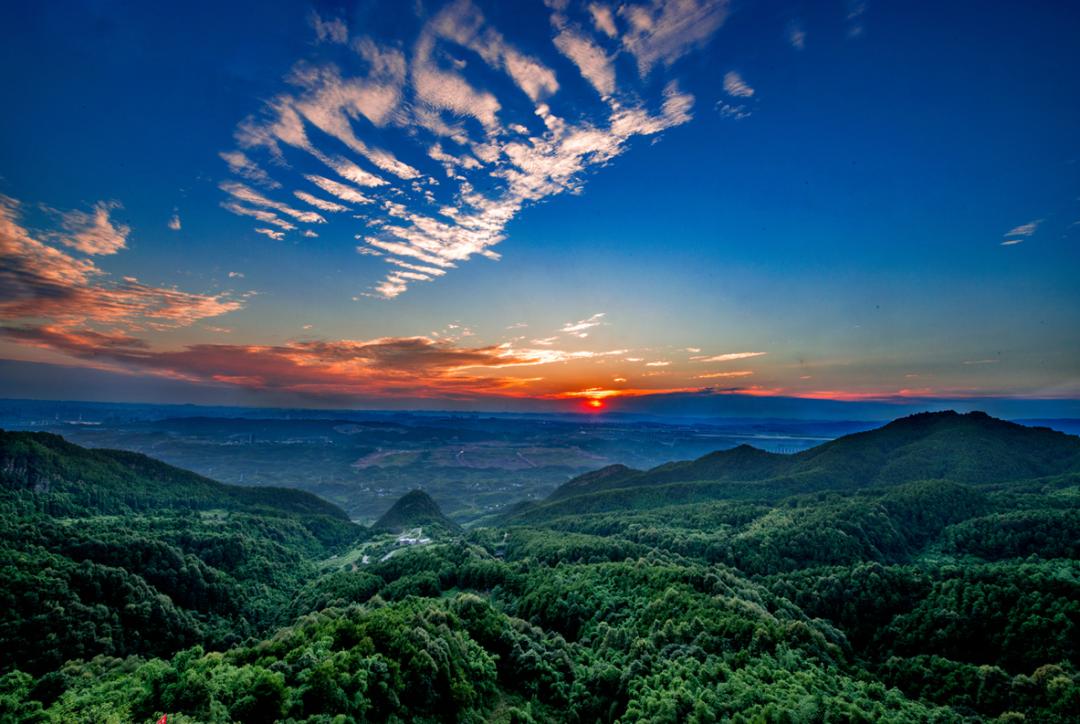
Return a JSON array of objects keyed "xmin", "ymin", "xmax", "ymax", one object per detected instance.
[
  {"xmin": 518, "ymin": 411, "xmax": 1080, "ymax": 523},
  {"xmin": 0, "ymin": 429, "xmax": 352, "ymax": 522}
]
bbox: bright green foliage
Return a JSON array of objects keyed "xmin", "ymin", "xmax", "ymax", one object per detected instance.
[{"xmin": 3, "ymin": 414, "xmax": 1080, "ymax": 722}]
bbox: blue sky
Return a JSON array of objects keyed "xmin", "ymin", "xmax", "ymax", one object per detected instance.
[{"xmin": 0, "ymin": 0, "xmax": 1078, "ymax": 415}]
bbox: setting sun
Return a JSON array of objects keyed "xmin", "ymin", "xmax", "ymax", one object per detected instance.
[{"xmin": 586, "ymin": 399, "xmax": 604, "ymax": 410}]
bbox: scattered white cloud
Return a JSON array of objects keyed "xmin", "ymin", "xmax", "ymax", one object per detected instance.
[
  {"xmin": 692, "ymin": 351, "xmax": 767, "ymax": 362},
  {"xmin": 618, "ymin": 0, "xmax": 728, "ymax": 75},
  {"xmin": 429, "ymin": 0, "xmax": 559, "ymax": 103},
  {"xmin": 221, "ymin": 201, "xmax": 296, "ymax": 231},
  {"xmin": 305, "ymin": 175, "xmax": 374, "ymax": 205},
  {"xmin": 254, "ymin": 228, "xmax": 285, "ymax": 240},
  {"xmin": 847, "ymin": 1, "xmax": 867, "ymax": 37},
  {"xmin": 228, "ymin": 271, "xmax": 245, "ymax": 279},
  {"xmin": 220, "ymin": 181, "xmax": 326, "ymax": 225},
  {"xmin": 412, "ymin": 33, "xmax": 502, "ymax": 131},
  {"xmin": 219, "ymin": 0, "xmax": 726, "ymax": 298},
  {"xmin": 219, "ymin": 150, "xmax": 281, "ymax": 189},
  {"xmin": 385, "ymin": 257, "xmax": 447, "ymax": 277},
  {"xmin": 553, "ymin": 28, "xmax": 615, "ymax": 98},
  {"xmin": 294, "ymin": 190, "xmax": 350, "ymax": 213},
  {"xmin": 287, "ymin": 59, "xmax": 415, "ymax": 177},
  {"xmin": 717, "ymin": 102, "xmax": 751, "ymax": 120},
  {"xmin": 788, "ymin": 23, "xmax": 806, "ymax": 50},
  {"xmin": 309, "ymin": 11, "xmax": 348, "ymax": 44},
  {"xmin": 645, "ymin": 360, "xmax": 670, "ymax": 367},
  {"xmin": 168, "ymin": 214, "xmax": 181, "ymax": 231},
  {"xmin": 588, "ymin": 3, "xmax": 617, "ymax": 37},
  {"xmin": 723, "ymin": 71, "xmax": 754, "ymax": 98},
  {"xmin": 560, "ymin": 312, "xmax": 606, "ymax": 336},
  {"xmin": 1004, "ymin": 219, "xmax": 1041, "ymax": 237}
]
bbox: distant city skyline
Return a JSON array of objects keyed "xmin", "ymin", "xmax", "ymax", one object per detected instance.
[{"xmin": 1, "ymin": 0, "xmax": 1078, "ymax": 415}]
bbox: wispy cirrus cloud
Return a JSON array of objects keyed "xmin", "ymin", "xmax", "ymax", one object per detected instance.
[
  {"xmin": 1001, "ymin": 219, "xmax": 1041, "ymax": 245},
  {"xmin": 217, "ymin": 0, "xmax": 727, "ymax": 298}
]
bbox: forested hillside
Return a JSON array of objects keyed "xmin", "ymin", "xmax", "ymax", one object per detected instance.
[
  {"xmin": 2, "ymin": 414, "xmax": 1079, "ymax": 722},
  {"xmin": 372, "ymin": 489, "xmax": 462, "ymax": 534},
  {"xmin": 519, "ymin": 411, "xmax": 1080, "ymax": 522}
]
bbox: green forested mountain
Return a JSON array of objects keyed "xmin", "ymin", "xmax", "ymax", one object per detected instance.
[
  {"xmin": 518, "ymin": 411, "xmax": 1080, "ymax": 523},
  {"xmin": 0, "ymin": 430, "xmax": 352, "ymax": 521},
  {"xmin": 372, "ymin": 489, "xmax": 462, "ymax": 534},
  {"xmin": 2, "ymin": 414, "xmax": 1080, "ymax": 722},
  {"xmin": 0, "ymin": 430, "xmax": 364, "ymax": 681}
]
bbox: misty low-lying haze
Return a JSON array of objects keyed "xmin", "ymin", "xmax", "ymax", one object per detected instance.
[{"xmin": 1, "ymin": 0, "xmax": 1078, "ymax": 722}]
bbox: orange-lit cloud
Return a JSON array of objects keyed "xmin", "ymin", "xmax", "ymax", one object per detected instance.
[
  {"xmin": 550, "ymin": 386, "xmax": 702, "ymax": 400},
  {"xmin": 694, "ymin": 370, "xmax": 754, "ymax": 379},
  {"xmin": 48, "ymin": 200, "xmax": 130, "ymax": 255},
  {"xmin": 0, "ymin": 325, "xmax": 600, "ymax": 400},
  {"xmin": 0, "ymin": 194, "xmax": 241, "ymax": 330}
]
